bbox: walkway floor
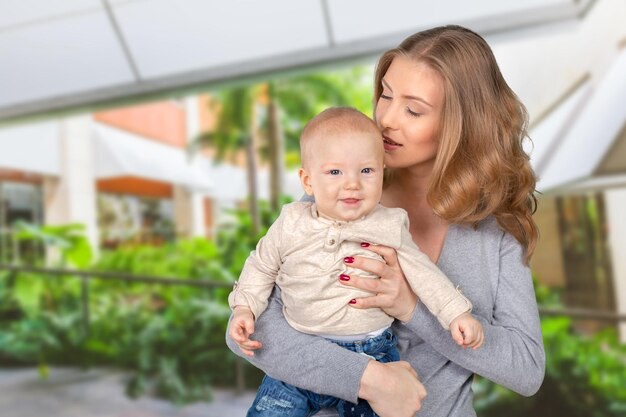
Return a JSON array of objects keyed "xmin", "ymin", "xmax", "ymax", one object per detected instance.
[{"xmin": 0, "ymin": 367, "xmax": 256, "ymax": 417}]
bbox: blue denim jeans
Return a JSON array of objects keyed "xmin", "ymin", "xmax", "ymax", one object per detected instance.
[{"xmin": 246, "ymin": 329, "xmax": 399, "ymax": 417}]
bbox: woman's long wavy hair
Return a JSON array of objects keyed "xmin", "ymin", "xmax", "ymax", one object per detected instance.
[{"xmin": 375, "ymin": 25, "xmax": 539, "ymax": 263}]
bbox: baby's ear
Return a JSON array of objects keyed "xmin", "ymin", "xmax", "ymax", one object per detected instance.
[{"xmin": 298, "ymin": 167, "xmax": 314, "ymax": 195}]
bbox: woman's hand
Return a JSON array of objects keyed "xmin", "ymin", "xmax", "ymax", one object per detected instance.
[
  {"xmin": 341, "ymin": 243, "xmax": 418, "ymax": 322},
  {"xmin": 359, "ymin": 360, "xmax": 427, "ymax": 417}
]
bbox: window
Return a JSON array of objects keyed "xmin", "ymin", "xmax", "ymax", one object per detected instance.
[
  {"xmin": 0, "ymin": 181, "xmax": 43, "ymax": 263},
  {"xmin": 556, "ymin": 193, "xmax": 615, "ymax": 313},
  {"xmin": 97, "ymin": 193, "xmax": 174, "ymax": 248}
]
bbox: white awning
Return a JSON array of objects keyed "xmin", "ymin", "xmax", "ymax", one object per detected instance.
[
  {"xmin": 0, "ymin": 120, "xmax": 60, "ymax": 176},
  {"xmin": 199, "ymin": 158, "xmax": 304, "ymax": 203},
  {"xmin": 536, "ymin": 47, "xmax": 626, "ymax": 193},
  {"xmin": 0, "ymin": 0, "xmax": 594, "ymax": 122},
  {"xmin": 528, "ymin": 80, "xmax": 591, "ymax": 176},
  {"xmin": 93, "ymin": 122, "xmax": 213, "ymax": 191}
]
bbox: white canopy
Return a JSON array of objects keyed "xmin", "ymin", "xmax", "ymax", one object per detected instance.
[
  {"xmin": 199, "ymin": 158, "xmax": 304, "ymax": 203},
  {"xmin": 535, "ymin": 46, "xmax": 626, "ymax": 193},
  {"xmin": 0, "ymin": 120, "xmax": 60, "ymax": 176},
  {"xmin": 0, "ymin": 0, "xmax": 593, "ymax": 122},
  {"xmin": 528, "ymin": 80, "xmax": 592, "ymax": 176},
  {"xmin": 93, "ymin": 122, "xmax": 213, "ymax": 191}
]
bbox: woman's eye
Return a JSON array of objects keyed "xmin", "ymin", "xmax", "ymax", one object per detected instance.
[
  {"xmin": 406, "ymin": 107, "xmax": 422, "ymax": 117},
  {"xmin": 329, "ymin": 169, "xmax": 341, "ymax": 175},
  {"xmin": 361, "ymin": 168, "xmax": 372, "ymax": 174},
  {"xmin": 380, "ymin": 93, "xmax": 392, "ymax": 100}
]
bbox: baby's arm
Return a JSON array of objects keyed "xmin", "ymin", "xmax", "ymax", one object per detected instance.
[
  {"xmin": 227, "ymin": 209, "xmax": 287, "ymax": 320},
  {"xmin": 228, "ymin": 307, "xmax": 257, "ymax": 356},
  {"xmin": 395, "ymin": 215, "xmax": 475, "ymax": 333},
  {"xmin": 226, "ymin": 286, "xmax": 371, "ymax": 403},
  {"xmin": 450, "ymin": 312, "xmax": 484, "ymax": 349}
]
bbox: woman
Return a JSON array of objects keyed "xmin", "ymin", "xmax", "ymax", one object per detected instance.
[{"xmin": 226, "ymin": 25, "xmax": 545, "ymax": 417}]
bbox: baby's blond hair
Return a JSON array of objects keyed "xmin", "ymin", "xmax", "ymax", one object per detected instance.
[{"xmin": 300, "ymin": 107, "xmax": 380, "ymax": 168}]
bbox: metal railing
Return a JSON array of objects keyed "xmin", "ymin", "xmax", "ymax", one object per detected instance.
[
  {"xmin": 0, "ymin": 263, "xmax": 246, "ymax": 392},
  {"xmin": 3, "ymin": 264, "xmax": 624, "ymax": 322},
  {"xmin": 1, "ymin": 263, "xmax": 625, "ymax": 393},
  {"xmin": 539, "ymin": 306, "xmax": 626, "ymax": 322}
]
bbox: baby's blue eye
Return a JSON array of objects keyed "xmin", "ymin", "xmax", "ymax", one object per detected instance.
[
  {"xmin": 329, "ymin": 169, "xmax": 341, "ymax": 175},
  {"xmin": 361, "ymin": 168, "xmax": 372, "ymax": 174}
]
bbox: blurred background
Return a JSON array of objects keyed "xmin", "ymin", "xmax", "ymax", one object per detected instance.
[{"xmin": 1, "ymin": 1, "xmax": 625, "ymax": 416}]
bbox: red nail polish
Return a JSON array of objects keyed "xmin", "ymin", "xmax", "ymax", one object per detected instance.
[
  {"xmin": 344, "ymin": 257, "xmax": 354, "ymax": 264},
  {"xmin": 360, "ymin": 242, "xmax": 370, "ymax": 247},
  {"xmin": 349, "ymin": 299, "xmax": 357, "ymax": 304},
  {"xmin": 339, "ymin": 274, "xmax": 350, "ymax": 281}
]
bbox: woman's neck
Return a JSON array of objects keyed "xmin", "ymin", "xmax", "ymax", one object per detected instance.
[
  {"xmin": 383, "ymin": 168, "xmax": 430, "ymax": 207},
  {"xmin": 382, "ymin": 167, "xmax": 449, "ymax": 263}
]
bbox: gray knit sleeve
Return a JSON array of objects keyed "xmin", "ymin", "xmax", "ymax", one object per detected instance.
[
  {"xmin": 225, "ymin": 286, "xmax": 370, "ymax": 403},
  {"xmin": 403, "ymin": 231, "xmax": 545, "ymax": 396}
]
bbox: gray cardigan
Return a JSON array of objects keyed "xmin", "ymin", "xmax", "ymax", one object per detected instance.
[{"xmin": 225, "ymin": 216, "xmax": 545, "ymax": 417}]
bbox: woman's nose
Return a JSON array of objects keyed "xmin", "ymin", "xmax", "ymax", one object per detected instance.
[{"xmin": 376, "ymin": 103, "xmax": 396, "ymax": 130}]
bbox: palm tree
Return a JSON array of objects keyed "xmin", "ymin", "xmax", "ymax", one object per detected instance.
[
  {"xmin": 260, "ymin": 67, "xmax": 372, "ymax": 210},
  {"xmin": 193, "ymin": 65, "xmax": 374, "ymax": 223},
  {"xmin": 193, "ymin": 86, "xmax": 262, "ymax": 235}
]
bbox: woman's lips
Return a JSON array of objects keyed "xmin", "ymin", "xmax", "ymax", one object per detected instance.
[{"xmin": 383, "ymin": 136, "xmax": 402, "ymax": 150}]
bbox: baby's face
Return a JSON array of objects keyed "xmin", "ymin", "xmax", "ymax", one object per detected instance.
[{"xmin": 299, "ymin": 130, "xmax": 384, "ymax": 222}]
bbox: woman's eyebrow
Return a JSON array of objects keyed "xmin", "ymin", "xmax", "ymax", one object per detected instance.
[{"xmin": 382, "ymin": 78, "xmax": 433, "ymax": 108}]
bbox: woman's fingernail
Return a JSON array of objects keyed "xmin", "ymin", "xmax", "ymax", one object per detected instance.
[
  {"xmin": 339, "ymin": 274, "xmax": 351, "ymax": 281},
  {"xmin": 360, "ymin": 242, "xmax": 370, "ymax": 247},
  {"xmin": 349, "ymin": 299, "xmax": 357, "ymax": 304},
  {"xmin": 344, "ymin": 257, "xmax": 354, "ymax": 264}
]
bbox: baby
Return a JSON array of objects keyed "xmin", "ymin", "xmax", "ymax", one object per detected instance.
[{"xmin": 228, "ymin": 107, "xmax": 483, "ymax": 417}]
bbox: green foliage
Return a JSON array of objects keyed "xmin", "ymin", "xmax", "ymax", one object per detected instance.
[
  {"xmin": 13, "ymin": 221, "xmax": 93, "ymax": 268},
  {"xmin": 474, "ymin": 280, "xmax": 626, "ymax": 417},
  {"xmin": 7, "ymin": 208, "xmax": 626, "ymax": 410},
  {"xmin": 216, "ymin": 196, "xmax": 292, "ymax": 275},
  {"xmin": 268, "ymin": 65, "xmax": 374, "ymax": 168},
  {"xmin": 0, "ymin": 200, "xmax": 286, "ymax": 403}
]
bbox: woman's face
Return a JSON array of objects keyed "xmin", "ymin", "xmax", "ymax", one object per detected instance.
[{"xmin": 375, "ymin": 55, "xmax": 445, "ymax": 171}]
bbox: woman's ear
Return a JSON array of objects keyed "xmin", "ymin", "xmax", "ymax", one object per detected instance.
[{"xmin": 298, "ymin": 167, "xmax": 314, "ymax": 196}]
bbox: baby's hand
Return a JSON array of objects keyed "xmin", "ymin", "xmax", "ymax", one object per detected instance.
[
  {"xmin": 450, "ymin": 312, "xmax": 484, "ymax": 349},
  {"xmin": 229, "ymin": 307, "xmax": 260, "ymax": 356}
]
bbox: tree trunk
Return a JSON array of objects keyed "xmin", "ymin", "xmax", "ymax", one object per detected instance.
[
  {"xmin": 245, "ymin": 136, "xmax": 260, "ymax": 236},
  {"xmin": 267, "ymin": 97, "xmax": 285, "ymax": 212}
]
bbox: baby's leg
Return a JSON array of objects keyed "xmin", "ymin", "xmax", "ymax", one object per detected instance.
[
  {"xmin": 336, "ymin": 330, "xmax": 400, "ymax": 417},
  {"xmin": 247, "ymin": 375, "xmax": 332, "ymax": 417}
]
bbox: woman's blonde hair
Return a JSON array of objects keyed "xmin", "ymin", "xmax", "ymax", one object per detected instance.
[{"xmin": 375, "ymin": 25, "xmax": 538, "ymax": 263}]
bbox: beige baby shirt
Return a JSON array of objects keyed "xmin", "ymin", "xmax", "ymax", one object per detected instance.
[{"xmin": 228, "ymin": 201, "xmax": 471, "ymax": 336}]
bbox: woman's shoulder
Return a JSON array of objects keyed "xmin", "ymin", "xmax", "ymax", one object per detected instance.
[
  {"xmin": 454, "ymin": 216, "xmax": 504, "ymax": 245},
  {"xmin": 454, "ymin": 216, "xmax": 522, "ymax": 251}
]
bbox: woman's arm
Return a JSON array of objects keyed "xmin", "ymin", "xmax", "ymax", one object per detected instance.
[
  {"xmin": 226, "ymin": 286, "xmax": 370, "ymax": 402},
  {"xmin": 226, "ymin": 286, "xmax": 427, "ymax": 416},
  {"xmin": 342, "ymin": 232, "xmax": 545, "ymax": 396},
  {"xmin": 403, "ymin": 232, "xmax": 545, "ymax": 396},
  {"xmin": 226, "ymin": 286, "xmax": 427, "ymax": 415}
]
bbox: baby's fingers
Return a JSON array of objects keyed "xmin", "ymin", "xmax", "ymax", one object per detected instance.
[
  {"xmin": 237, "ymin": 339, "xmax": 263, "ymax": 356},
  {"xmin": 470, "ymin": 329, "xmax": 485, "ymax": 349},
  {"xmin": 451, "ymin": 325, "xmax": 465, "ymax": 346},
  {"xmin": 245, "ymin": 319, "xmax": 255, "ymax": 337},
  {"xmin": 230, "ymin": 326, "xmax": 249, "ymax": 344}
]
